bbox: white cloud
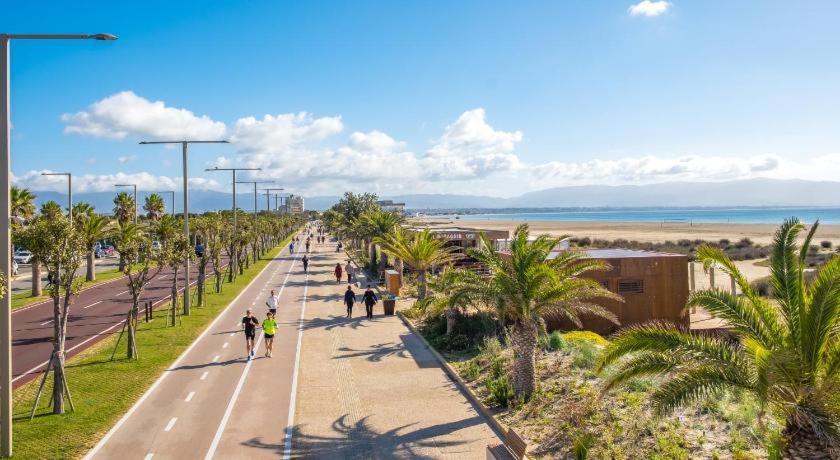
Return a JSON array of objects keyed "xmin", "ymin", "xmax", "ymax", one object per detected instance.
[
  {"xmin": 62, "ymin": 91, "xmax": 226, "ymax": 141},
  {"xmin": 628, "ymin": 0, "xmax": 671, "ymax": 17},
  {"xmin": 422, "ymin": 108, "xmax": 523, "ymax": 180},
  {"xmin": 230, "ymin": 112, "xmax": 343, "ymax": 153},
  {"xmin": 117, "ymin": 155, "xmax": 137, "ymax": 163},
  {"xmin": 13, "ymin": 170, "xmax": 224, "ymax": 193}
]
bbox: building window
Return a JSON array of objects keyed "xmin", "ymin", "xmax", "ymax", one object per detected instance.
[{"xmin": 618, "ymin": 279, "xmax": 644, "ymax": 294}]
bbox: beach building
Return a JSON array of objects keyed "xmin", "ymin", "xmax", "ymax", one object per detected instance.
[
  {"xmin": 287, "ymin": 194, "xmax": 305, "ymax": 214},
  {"xmin": 406, "ymin": 225, "xmax": 509, "ymax": 269},
  {"xmin": 377, "ymin": 199, "xmax": 406, "ymax": 215}
]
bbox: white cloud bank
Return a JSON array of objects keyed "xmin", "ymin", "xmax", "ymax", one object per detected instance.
[
  {"xmin": 628, "ymin": 0, "xmax": 671, "ymax": 17},
  {"xmin": 13, "ymin": 170, "xmax": 224, "ymax": 193}
]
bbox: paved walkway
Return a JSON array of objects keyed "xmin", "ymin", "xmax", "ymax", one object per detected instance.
[{"xmin": 86, "ymin": 234, "xmax": 500, "ymax": 459}]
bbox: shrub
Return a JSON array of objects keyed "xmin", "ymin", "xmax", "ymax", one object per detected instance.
[
  {"xmin": 548, "ymin": 331, "xmax": 568, "ymax": 351},
  {"xmin": 821, "ymin": 240, "xmax": 833, "ymax": 249},
  {"xmin": 578, "ymin": 237, "xmax": 592, "ymax": 247},
  {"xmin": 562, "ymin": 330, "xmax": 609, "ymax": 347},
  {"xmin": 571, "ymin": 340, "xmax": 599, "ymax": 369},
  {"xmin": 738, "ymin": 237, "xmax": 753, "ymax": 247},
  {"xmin": 486, "ymin": 376, "xmax": 514, "ymax": 407},
  {"xmin": 477, "ymin": 336, "xmax": 503, "ymax": 364},
  {"xmin": 719, "ymin": 238, "xmax": 731, "ymax": 247},
  {"xmin": 461, "ymin": 360, "xmax": 481, "ymax": 381},
  {"xmin": 489, "ymin": 356, "xmax": 507, "ymax": 379},
  {"xmin": 750, "ymin": 276, "xmax": 772, "ymax": 297}
]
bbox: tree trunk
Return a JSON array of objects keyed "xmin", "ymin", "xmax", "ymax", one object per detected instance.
[
  {"xmin": 119, "ymin": 253, "xmax": 126, "ymax": 272},
  {"xmin": 170, "ymin": 267, "xmax": 179, "ymax": 327},
  {"xmin": 51, "ymin": 287, "xmax": 65, "ymax": 414},
  {"xmin": 445, "ymin": 306, "xmax": 457, "ymax": 335},
  {"xmin": 418, "ymin": 270, "xmax": 428, "ymax": 300},
  {"xmin": 782, "ymin": 419, "xmax": 839, "ymax": 459},
  {"xmin": 197, "ymin": 259, "xmax": 206, "ymax": 306},
  {"xmin": 127, "ymin": 298, "xmax": 139, "ymax": 359},
  {"xmin": 227, "ymin": 249, "xmax": 236, "ymax": 282},
  {"xmin": 509, "ymin": 320, "xmax": 538, "ymax": 400},
  {"xmin": 31, "ymin": 258, "xmax": 42, "ymax": 296},
  {"xmin": 86, "ymin": 250, "xmax": 96, "ymax": 281}
]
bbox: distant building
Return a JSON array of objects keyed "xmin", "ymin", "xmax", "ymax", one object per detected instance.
[
  {"xmin": 287, "ymin": 195, "xmax": 305, "ymax": 214},
  {"xmin": 377, "ymin": 200, "xmax": 406, "ymax": 215}
]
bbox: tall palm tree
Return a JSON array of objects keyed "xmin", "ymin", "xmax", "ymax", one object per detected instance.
[
  {"xmin": 40, "ymin": 200, "xmax": 64, "ymax": 220},
  {"xmin": 72, "ymin": 202, "xmax": 95, "ymax": 219},
  {"xmin": 11, "ymin": 186, "xmax": 37, "ymax": 289},
  {"xmin": 359, "ymin": 210, "xmax": 404, "ymax": 272},
  {"xmin": 113, "ymin": 220, "xmax": 140, "ymax": 271},
  {"xmin": 113, "ymin": 192, "xmax": 135, "ymax": 225},
  {"xmin": 455, "ymin": 224, "xmax": 619, "ymax": 399},
  {"xmin": 424, "ymin": 267, "xmax": 478, "ymax": 335},
  {"xmin": 598, "ymin": 218, "xmax": 840, "ymax": 458},
  {"xmin": 376, "ymin": 228, "xmax": 458, "ymax": 300},
  {"xmin": 143, "ymin": 193, "xmax": 166, "ymax": 221},
  {"xmin": 80, "ymin": 214, "xmax": 111, "ymax": 281}
]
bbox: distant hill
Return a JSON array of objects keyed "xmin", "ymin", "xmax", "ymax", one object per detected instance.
[{"xmin": 27, "ymin": 178, "xmax": 840, "ymax": 213}]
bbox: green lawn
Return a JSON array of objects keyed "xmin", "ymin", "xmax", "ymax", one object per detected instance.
[
  {"xmin": 7, "ymin": 236, "xmax": 294, "ymax": 459},
  {"xmin": 11, "ymin": 268, "xmax": 126, "ymax": 311}
]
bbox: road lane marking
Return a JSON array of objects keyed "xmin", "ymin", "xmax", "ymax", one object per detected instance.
[
  {"xmin": 283, "ymin": 272, "xmax": 309, "ymax": 459},
  {"xmin": 200, "ymin": 371, "xmax": 209, "ymax": 381},
  {"xmin": 185, "ymin": 392, "xmax": 195, "ymax": 402},
  {"xmin": 205, "ymin": 249, "xmax": 300, "ymax": 460},
  {"xmin": 40, "ymin": 319, "xmax": 53, "ymax": 326},
  {"xmin": 229, "ymin": 332, "xmax": 235, "ymax": 337},
  {"xmin": 116, "ymin": 290, "xmax": 129, "ymax": 296},
  {"xmin": 222, "ymin": 342, "xmax": 229, "ymax": 349},
  {"xmin": 83, "ymin": 300, "xmax": 103, "ymax": 309},
  {"xmin": 164, "ymin": 417, "xmax": 177, "ymax": 432},
  {"xmin": 212, "ymin": 355, "xmax": 220, "ymax": 363},
  {"xmin": 144, "ymin": 454, "xmax": 154, "ymax": 460}
]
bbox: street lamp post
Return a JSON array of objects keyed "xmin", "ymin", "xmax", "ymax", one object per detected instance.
[
  {"xmin": 40, "ymin": 172, "xmax": 72, "ymax": 220},
  {"xmin": 236, "ymin": 181, "xmax": 274, "ymax": 259},
  {"xmin": 205, "ymin": 167, "xmax": 261, "ymax": 275},
  {"xmin": 261, "ymin": 188, "xmax": 283, "ymax": 214},
  {"xmin": 114, "ymin": 183, "xmax": 137, "ymax": 224},
  {"xmin": 0, "ymin": 32, "xmax": 116, "ymax": 457},
  {"xmin": 139, "ymin": 141, "xmax": 228, "ymax": 316},
  {"xmin": 153, "ymin": 190, "xmax": 176, "ymax": 216}
]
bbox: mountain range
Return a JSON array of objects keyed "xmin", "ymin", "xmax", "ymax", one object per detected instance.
[{"xmin": 27, "ymin": 179, "xmax": 840, "ymax": 213}]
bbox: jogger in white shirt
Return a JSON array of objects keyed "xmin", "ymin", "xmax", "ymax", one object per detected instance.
[{"xmin": 265, "ymin": 290, "xmax": 278, "ymax": 315}]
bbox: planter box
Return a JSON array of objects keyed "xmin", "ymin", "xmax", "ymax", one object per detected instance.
[{"xmin": 383, "ymin": 299, "xmax": 396, "ymax": 315}]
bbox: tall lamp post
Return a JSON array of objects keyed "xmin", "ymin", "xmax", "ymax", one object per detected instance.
[
  {"xmin": 0, "ymin": 32, "xmax": 116, "ymax": 456},
  {"xmin": 205, "ymin": 167, "xmax": 261, "ymax": 276},
  {"xmin": 40, "ymin": 172, "xmax": 72, "ymax": 220},
  {"xmin": 151, "ymin": 190, "xmax": 175, "ymax": 216},
  {"xmin": 262, "ymin": 188, "xmax": 283, "ymax": 214},
  {"xmin": 139, "ymin": 140, "xmax": 228, "ymax": 316},
  {"xmin": 114, "ymin": 183, "xmax": 137, "ymax": 224}
]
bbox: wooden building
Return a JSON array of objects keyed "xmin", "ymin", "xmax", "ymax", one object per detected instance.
[
  {"xmin": 545, "ymin": 248, "xmax": 689, "ymax": 335},
  {"xmin": 405, "ymin": 226, "xmax": 510, "ymax": 270}
]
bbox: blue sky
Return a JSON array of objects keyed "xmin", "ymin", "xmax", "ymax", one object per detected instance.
[{"xmin": 5, "ymin": 0, "xmax": 840, "ymax": 197}]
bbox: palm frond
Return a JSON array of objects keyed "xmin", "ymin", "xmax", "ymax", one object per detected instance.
[
  {"xmin": 770, "ymin": 217, "xmax": 805, "ymax": 342},
  {"xmin": 802, "ymin": 255, "xmax": 840, "ymax": 374},
  {"xmin": 651, "ymin": 366, "xmax": 750, "ymax": 415},
  {"xmin": 688, "ymin": 289, "xmax": 780, "ymax": 347},
  {"xmin": 602, "ymin": 351, "xmax": 680, "ymax": 392}
]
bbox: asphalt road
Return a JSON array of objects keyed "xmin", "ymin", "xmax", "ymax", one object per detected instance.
[
  {"xmin": 11, "ymin": 256, "xmax": 120, "ymax": 294},
  {"xmin": 11, "ymin": 256, "xmax": 231, "ymax": 389}
]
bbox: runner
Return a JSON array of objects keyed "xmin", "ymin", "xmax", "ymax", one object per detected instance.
[
  {"xmin": 262, "ymin": 312, "xmax": 277, "ymax": 358},
  {"xmin": 345, "ymin": 260, "xmax": 353, "ymax": 283},
  {"xmin": 289, "ymin": 241, "xmax": 295, "ymax": 254},
  {"xmin": 334, "ymin": 262, "xmax": 343, "ymax": 284},
  {"xmin": 362, "ymin": 285, "xmax": 378, "ymax": 320},
  {"xmin": 265, "ymin": 289, "xmax": 278, "ymax": 315},
  {"xmin": 302, "ymin": 254, "xmax": 309, "ymax": 273},
  {"xmin": 343, "ymin": 285, "xmax": 356, "ymax": 318},
  {"xmin": 305, "ymin": 239, "xmax": 310, "ymax": 253},
  {"xmin": 241, "ymin": 308, "xmax": 260, "ymax": 360}
]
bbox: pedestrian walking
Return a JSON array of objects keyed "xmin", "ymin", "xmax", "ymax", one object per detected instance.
[
  {"xmin": 302, "ymin": 255, "xmax": 309, "ymax": 273},
  {"xmin": 343, "ymin": 285, "xmax": 356, "ymax": 318},
  {"xmin": 289, "ymin": 242, "xmax": 295, "ymax": 254},
  {"xmin": 265, "ymin": 289, "xmax": 278, "ymax": 315},
  {"xmin": 305, "ymin": 240, "xmax": 310, "ymax": 253},
  {"xmin": 334, "ymin": 263, "xmax": 343, "ymax": 284},
  {"xmin": 262, "ymin": 312, "xmax": 277, "ymax": 358},
  {"xmin": 345, "ymin": 260, "xmax": 353, "ymax": 284},
  {"xmin": 242, "ymin": 308, "xmax": 260, "ymax": 360},
  {"xmin": 362, "ymin": 286, "xmax": 378, "ymax": 320}
]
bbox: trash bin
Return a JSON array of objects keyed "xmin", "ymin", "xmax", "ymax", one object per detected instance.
[{"xmin": 383, "ymin": 296, "xmax": 396, "ymax": 315}]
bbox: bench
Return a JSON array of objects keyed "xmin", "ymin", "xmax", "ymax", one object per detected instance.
[{"xmin": 486, "ymin": 428, "xmax": 528, "ymax": 460}]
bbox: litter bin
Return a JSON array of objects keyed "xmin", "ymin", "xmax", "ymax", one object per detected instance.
[{"xmin": 382, "ymin": 296, "xmax": 396, "ymax": 315}]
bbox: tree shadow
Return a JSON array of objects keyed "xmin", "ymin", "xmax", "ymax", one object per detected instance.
[{"xmin": 334, "ymin": 342, "xmax": 409, "ymax": 362}]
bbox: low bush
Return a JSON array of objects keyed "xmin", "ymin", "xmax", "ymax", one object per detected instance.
[
  {"xmin": 570, "ymin": 340, "xmax": 599, "ymax": 369},
  {"xmin": 562, "ymin": 330, "xmax": 609, "ymax": 347},
  {"xmin": 821, "ymin": 240, "xmax": 833, "ymax": 249},
  {"xmin": 477, "ymin": 336, "xmax": 504, "ymax": 364},
  {"xmin": 461, "ymin": 360, "xmax": 481, "ymax": 381},
  {"xmin": 548, "ymin": 331, "xmax": 568, "ymax": 351},
  {"xmin": 750, "ymin": 276, "xmax": 772, "ymax": 297},
  {"xmin": 486, "ymin": 375, "xmax": 514, "ymax": 407},
  {"xmin": 490, "ymin": 355, "xmax": 507, "ymax": 379}
]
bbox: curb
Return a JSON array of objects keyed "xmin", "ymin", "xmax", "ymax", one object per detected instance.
[{"xmin": 396, "ymin": 310, "xmax": 509, "ymax": 440}]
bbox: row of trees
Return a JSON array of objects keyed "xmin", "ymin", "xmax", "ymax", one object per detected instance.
[{"xmin": 9, "ymin": 186, "xmax": 301, "ymax": 416}]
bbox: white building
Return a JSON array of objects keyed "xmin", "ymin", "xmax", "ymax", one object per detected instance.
[
  {"xmin": 287, "ymin": 194, "xmax": 305, "ymax": 213},
  {"xmin": 377, "ymin": 199, "xmax": 406, "ymax": 215}
]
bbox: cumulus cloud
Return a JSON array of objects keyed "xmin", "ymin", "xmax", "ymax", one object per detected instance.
[
  {"xmin": 13, "ymin": 170, "xmax": 224, "ymax": 193},
  {"xmin": 422, "ymin": 108, "xmax": 523, "ymax": 179},
  {"xmin": 628, "ymin": 0, "xmax": 671, "ymax": 17},
  {"xmin": 230, "ymin": 112, "xmax": 343, "ymax": 153},
  {"xmin": 62, "ymin": 91, "xmax": 226, "ymax": 141},
  {"xmin": 117, "ymin": 155, "xmax": 136, "ymax": 163}
]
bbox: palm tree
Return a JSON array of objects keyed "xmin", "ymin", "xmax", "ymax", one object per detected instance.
[
  {"xmin": 424, "ymin": 267, "xmax": 478, "ymax": 335},
  {"xmin": 72, "ymin": 202, "xmax": 95, "ymax": 219},
  {"xmin": 40, "ymin": 200, "xmax": 64, "ymax": 220},
  {"xmin": 456, "ymin": 224, "xmax": 619, "ymax": 399},
  {"xmin": 113, "ymin": 192, "xmax": 135, "ymax": 225},
  {"xmin": 79, "ymin": 214, "xmax": 111, "ymax": 281},
  {"xmin": 597, "ymin": 218, "xmax": 840, "ymax": 458},
  {"xmin": 11, "ymin": 186, "xmax": 38, "ymax": 293},
  {"xmin": 359, "ymin": 210, "xmax": 404, "ymax": 272},
  {"xmin": 113, "ymin": 220, "xmax": 140, "ymax": 271},
  {"xmin": 143, "ymin": 193, "xmax": 166, "ymax": 221},
  {"xmin": 376, "ymin": 228, "xmax": 458, "ymax": 300}
]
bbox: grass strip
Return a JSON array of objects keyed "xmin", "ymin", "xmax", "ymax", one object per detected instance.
[
  {"xmin": 7, "ymin": 236, "xmax": 293, "ymax": 459},
  {"xmin": 11, "ymin": 268, "xmax": 125, "ymax": 311}
]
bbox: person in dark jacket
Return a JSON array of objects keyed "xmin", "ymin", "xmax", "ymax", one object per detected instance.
[
  {"xmin": 343, "ymin": 285, "xmax": 356, "ymax": 318},
  {"xmin": 362, "ymin": 286, "xmax": 378, "ymax": 320}
]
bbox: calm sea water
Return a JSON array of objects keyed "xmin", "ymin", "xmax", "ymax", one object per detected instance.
[{"xmin": 457, "ymin": 208, "xmax": 840, "ymax": 224}]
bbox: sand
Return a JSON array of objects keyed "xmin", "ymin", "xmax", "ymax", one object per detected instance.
[{"xmin": 412, "ymin": 217, "xmax": 840, "ymax": 246}]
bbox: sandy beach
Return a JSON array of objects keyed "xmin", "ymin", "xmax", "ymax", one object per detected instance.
[{"xmin": 413, "ymin": 217, "xmax": 840, "ymax": 246}]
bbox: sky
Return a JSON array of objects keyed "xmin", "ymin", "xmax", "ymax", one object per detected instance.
[{"xmin": 4, "ymin": 0, "xmax": 840, "ymax": 198}]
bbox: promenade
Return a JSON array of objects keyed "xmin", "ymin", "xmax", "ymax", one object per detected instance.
[{"xmin": 86, "ymin": 237, "xmax": 500, "ymax": 459}]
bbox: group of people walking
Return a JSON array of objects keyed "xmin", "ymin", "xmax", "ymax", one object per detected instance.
[{"xmin": 241, "ymin": 223, "xmax": 381, "ymax": 361}]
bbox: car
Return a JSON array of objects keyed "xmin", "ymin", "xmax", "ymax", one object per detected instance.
[
  {"xmin": 195, "ymin": 243, "xmax": 205, "ymax": 258},
  {"xmin": 94, "ymin": 248, "xmax": 106, "ymax": 259},
  {"xmin": 151, "ymin": 241, "xmax": 162, "ymax": 251},
  {"xmin": 104, "ymin": 245, "xmax": 115, "ymax": 255},
  {"xmin": 13, "ymin": 250, "xmax": 33, "ymax": 264}
]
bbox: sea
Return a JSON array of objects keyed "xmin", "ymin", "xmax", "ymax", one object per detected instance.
[{"xmin": 455, "ymin": 207, "xmax": 840, "ymax": 225}]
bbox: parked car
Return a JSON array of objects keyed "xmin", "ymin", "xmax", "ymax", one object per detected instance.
[
  {"xmin": 195, "ymin": 243, "xmax": 205, "ymax": 258},
  {"xmin": 94, "ymin": 248, "xmax": 106, "ymax": 259},
  {"xmin": 11, "ymin": 260, "xmax": 18, "ymax": 276},
  {"xmin": 13, "ymin": 250, "xmax": 33, "ymax": 264},
  {"xmin": 104, "ymin": 245, "xmax": 115, "ymax": 256}
]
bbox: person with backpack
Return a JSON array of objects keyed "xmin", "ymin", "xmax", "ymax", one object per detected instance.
[{"xmin": 362, "ymin": 286, "xmax": 378, "ymax": 320}]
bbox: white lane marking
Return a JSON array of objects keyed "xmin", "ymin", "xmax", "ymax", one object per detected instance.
[
  {"xmin": 115, "ymin": 290, "xmax": 130, "ymax": 296},
  {"xmin": 144, "ymin": 454, "xmax": 154, "ymax": 460},
  {"xmin": 83, "ymin": 301, "xmax": 103, "ymax": 309},
  {"xmin": 164, "ymin": 417, "xmax": 177, "ymax": 432},
  {"xmin": 200, "ymin": 371, "xmax": 209, "ymax": 381},
  {"xmin": 229, "ymin": 332, "xmax": 235, "ymax": 337},
  {"xmin": 222, "ymin": 342, "xmax": 229, "ymax": 349},
  {"xmin": 205, "ymin": 249, "xmax": 300, "ymax": 460},
  {"xmin": 212, "ymin": 355, "xmax": 220, "ymax": 363},
  {"xmin": 40, "ymin": 319, "xmax": 53, "ymax": 326},
  {"xmin": 82, "ymin": 253, "xmax": 275, "ymax": 460},
  {"xmin": 185, "ymin": 392, "xmax": 195, "ymax": 402},
  {"xmin": 283, "ymin": 272, "xmax": 309, "ymax": 459}
]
